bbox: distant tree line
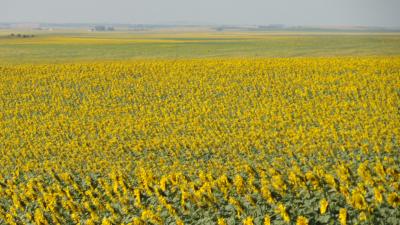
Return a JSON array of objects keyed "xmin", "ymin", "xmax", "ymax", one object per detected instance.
[
  {"xmin": 91, "ymin": 26, "xmax": 115, "ymax": 31},
  {"xmin": 10, "ymin": 33, "xmax": 35, "ymax": 38}
]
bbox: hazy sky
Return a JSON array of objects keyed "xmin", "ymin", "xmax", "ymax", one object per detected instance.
[{"xmin": 1, "ymin": 0, "xmax": 400, "ymax": 26}]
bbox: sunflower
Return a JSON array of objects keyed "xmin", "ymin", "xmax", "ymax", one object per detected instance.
[
  {"xmin": 296, "ymin": 216, "xmax": 309, "ymax": 225},
  {"xmin": 320, "ymin": 198, "xmax": 329, "ymax": 214},
  {"xmin": 339, "ymin": 208, "xmax": 347, "ymax": 225},
  {"xmin": 387, "ymin": 192, "xmax": 400, "ymax": 208}
]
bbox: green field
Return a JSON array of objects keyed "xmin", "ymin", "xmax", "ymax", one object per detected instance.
[{"xmin": 1, "ymin": 30, "xmax": 400, "ymax": 63}]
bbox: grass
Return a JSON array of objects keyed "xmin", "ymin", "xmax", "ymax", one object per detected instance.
[{"xmin": 0, "ymin": 30, "xmax": 400, "ymax": 64}]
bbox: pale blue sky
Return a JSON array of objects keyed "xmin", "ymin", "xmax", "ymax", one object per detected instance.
[{"xmin": 1, "ymin": 0, "xmax": 399, "ymax": 26}]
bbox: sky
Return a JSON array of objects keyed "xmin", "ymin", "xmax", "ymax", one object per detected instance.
[{"xmin": 1, "ymin": 0, "xmax": 400, "ymax": 27}]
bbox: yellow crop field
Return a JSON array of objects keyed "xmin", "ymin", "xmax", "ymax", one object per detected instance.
[{"xmin": 0, "ymin": 58, "xmax": 399, "ymax": 224}]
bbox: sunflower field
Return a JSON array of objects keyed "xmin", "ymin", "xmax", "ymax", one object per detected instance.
[{"xmin": 0, "ymin": 58, "xmax": 399, "ymax": 224}]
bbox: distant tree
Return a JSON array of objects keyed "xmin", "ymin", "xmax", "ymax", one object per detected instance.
[{"xmin": 94, "ymin": 25, "xmax": 106, "ymax": 31}]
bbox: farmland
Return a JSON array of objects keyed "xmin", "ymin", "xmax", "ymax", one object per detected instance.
[
  {"xmin": 0, "ymin": 31, "xmax": 400, "ymax": 225},
  {"xmin": 1, "ymin": 31, "xmax": 400, "ymax": 63}
]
